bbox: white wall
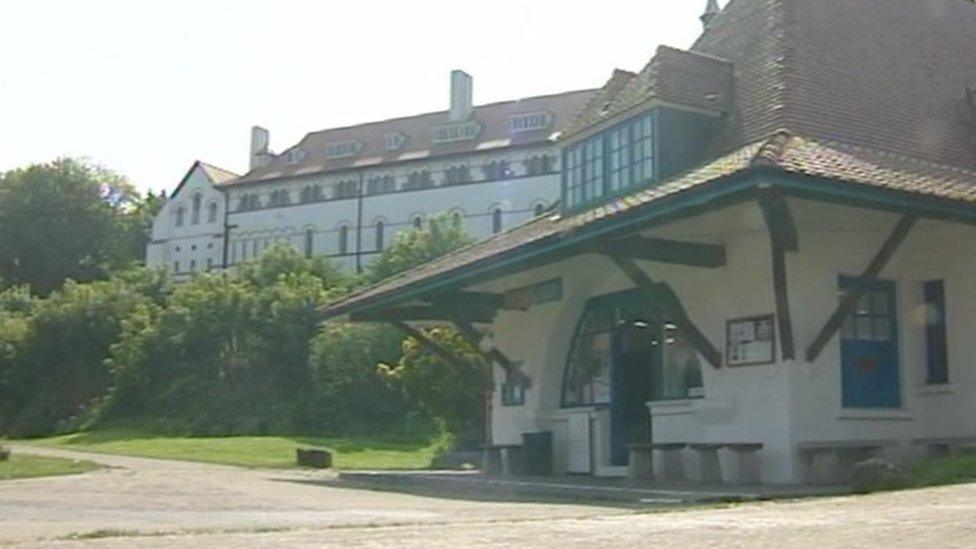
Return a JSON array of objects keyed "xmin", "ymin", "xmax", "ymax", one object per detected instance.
[
  {"xmin": 146, "ymin": 165, "xmax": 225, "ymax": 277},
  {"xmin": 468, "ymin": 195, "xmax": 976, "ymax": 484}
]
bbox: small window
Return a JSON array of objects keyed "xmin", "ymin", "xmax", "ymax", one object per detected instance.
[
  {"xmin": 190, "ymin": 259, "xmax": 197, "ymax": 272},
  {"xmin": 338, "ymin": 225, "xmax": 349, "ymax": 255},
  {"xmin": 501, "ymin": 367, "xmax": 526, "ymax": 407},
  {"xmin": 412, "ymin": 216, "xmax": 423, "ymax": 230},
  {"xmin": 444, "ymin": 165, "xmax": 471, "ymax": 185},
  {"xmin": 924, "ymin": 280, "xmax": 949, "ymax": 384},
  {"xmin": 483, "ymin": 160, "xmax": 512, "ymax": 181},
  {"xmin": 451, "ymin": 211, "xmax": 463, "ymax": 227},
  {"xmin": 175, "ymin": 206, "xmax": 185, "ymax": 227},
  {"xmin": 173, "ymin": 261, "xmax": 180, "ymax": 273},
  {"xmin": 304, "ymin": 229, "xmax": 314, "ymax": 258},
  {"xmin": 206, "ymin": 257, "xmax": 213, "ymax": 271},
  {"xmin": 405, "ymin": 170, "xmax": 432, "ymax": 190},
  {"xmin": 191, "ymin": 193, "xmax": 202, "ymax": 225},
  {"xmin": 491, "ymin": 208, "xmax": 503, "ymax": 234},
  {"xmin": 534, "ymin": 203, "xmax": 546, "ymax": 217},
  {"xmin": 207, "ymin": 201, "xmax": 219, "ymax": 223},
  {"xmin": 375, "ymin": 221, "xmax": 385, "ymax": 250}
]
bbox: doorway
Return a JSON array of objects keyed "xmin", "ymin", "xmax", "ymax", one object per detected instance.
[{"xmin": 840, "ymin": 277, "xmax": 901, "ymax": 408}]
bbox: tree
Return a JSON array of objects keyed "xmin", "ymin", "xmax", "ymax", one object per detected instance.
[
  {"xmin": 367, "ymin": 213, "xmax": 474, "ymax": 283},
  {"xmin": 0, "ymin": 158, "xmax": 153, "ymax": 295}
]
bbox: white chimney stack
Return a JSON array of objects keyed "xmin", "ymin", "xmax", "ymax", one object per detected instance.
[
  {"xmin": 250, "ymin": 126, "xmax": 272, "ymax": 170},
  {"xmin": 449, "ymin": 70, "xmax": 473, "ymax": 122}
]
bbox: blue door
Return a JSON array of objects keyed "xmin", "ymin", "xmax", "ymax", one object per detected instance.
[{"xmin": 840, "ymin": 277, "xmax": 901, "ymax": 408}]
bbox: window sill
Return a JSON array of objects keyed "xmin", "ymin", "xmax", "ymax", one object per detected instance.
[
  {"xmin": 645, "ymin": 399, "xmax": 699, "ymax": 416},
  {"xmin": 838, "ymin": 408, "xmax": 914, "ymax": 421},
  {"xmin": 916, "ymin": 383, "xmax": 955, "ymax": 396}
]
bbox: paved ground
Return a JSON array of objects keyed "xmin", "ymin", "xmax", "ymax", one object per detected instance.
[{"xmin": 3, "ymin": 445, "xmax": 976, "ymax": 548}]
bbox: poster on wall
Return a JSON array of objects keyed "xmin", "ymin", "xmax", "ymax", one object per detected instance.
[{"xmin": 726, "ymin": 314, "xmax": 776, "ymax": 366}]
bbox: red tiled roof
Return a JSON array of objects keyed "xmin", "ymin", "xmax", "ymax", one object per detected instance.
[
  {"xmin": 230, "ymin": 89, "xmax": 597, "ymax": 185},
  {"xmin": 693, "ymin": 0, "xmax": 976, "ymax": 170}
]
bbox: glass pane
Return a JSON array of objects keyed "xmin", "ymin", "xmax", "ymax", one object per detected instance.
[
  {"xmin": 872, "ymin": 291, "xmax": 889, "ymax": 316},
  {"xmin": 855, "ymin": 294, "xmax": 871, "ymax": 316},
  {"xmin": 856, "ymin": 316, "xmax": 874, "ymax": 340},
  {"xmin": 658, "ymin": 328, "xmax": 703, "ymax": 400},
  {"xmin": 873, "ymin": 317, "xmax": 892, "ymax": 341}
]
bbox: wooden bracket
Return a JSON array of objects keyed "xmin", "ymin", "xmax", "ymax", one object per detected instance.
[
  {"xmin": 805, "ymin": 214, "xmax": 917, "ymax": 362},
  {"xmin": 758, "ymin": 189, "xmax": 798, "ymax": 361},
  {"xmin": 595, "ymin": 236, "xmax": 726, "ymax": 268},
  {"xmin": 607, "ymin": 254, "xmax": 723, "ymax": 368}
]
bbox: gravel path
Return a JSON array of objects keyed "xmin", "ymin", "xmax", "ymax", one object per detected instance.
[{"xmin": 3, "ymin": 445, "xmax": 975, "ymax": 548}]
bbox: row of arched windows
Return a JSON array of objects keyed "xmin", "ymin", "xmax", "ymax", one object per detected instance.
[{"xmin": 174, "ymin": 193, "xmax": 220, "ymax": 227}]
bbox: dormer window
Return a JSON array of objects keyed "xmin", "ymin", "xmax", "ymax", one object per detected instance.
[
  {"xmin": 432, "ymin": 121, "xmax": 482, "ymax": 144},
  {"xmin": 563, "ymin": 112, "xmax": 655, "ymax": 211},
  {"xmin": 509, "ymin": 111, "xmax": 553, "ymax": 133},
  {"xmin": 324, "ymin": 141, "xmax": 363, "ymax": 159},
  {"xmin": 385, "ymin": 132, "xmax": 407, "ymax": 151}
]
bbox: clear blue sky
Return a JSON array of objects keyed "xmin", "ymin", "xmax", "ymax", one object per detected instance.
[{"xmin": 0, "ymin": 1, "xmax": 709, "ymax": 194}]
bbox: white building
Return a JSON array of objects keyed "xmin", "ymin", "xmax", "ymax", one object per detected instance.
[
  {"xmin": 147, "ymin": 71, "xmax": 595, "ymax": 275},
  {"xmin": 323, "ymin": 0, "xmax": 976, "ymax": 485}
]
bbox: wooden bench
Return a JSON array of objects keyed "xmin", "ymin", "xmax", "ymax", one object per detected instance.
[
  {"xmin": 627, "ymin": 443, "xmax": 656, "ymax": 481},
  {"xmin": 914, "ymin": 437, "xmax": 976, "ymax": 459},
  {"xmin": 799, "ymin": 440, "xmax": 897, "ymax": 485},
  {"xmin": 481, "ymin": 444, "xmax": 523, "ymax": 477},
  {"xmin": 689, "ymin": 443, "xmax": 764, "ymax": 485}
]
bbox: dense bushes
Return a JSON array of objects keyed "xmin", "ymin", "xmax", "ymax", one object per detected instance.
[{"xmin": 0, "ymin": 213, "xmax": 485, "ymax": 445}]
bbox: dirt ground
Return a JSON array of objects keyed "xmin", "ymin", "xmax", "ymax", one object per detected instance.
[{"xmin": 2, "ymin": 445, "xmax": 975, "ymax": 548}]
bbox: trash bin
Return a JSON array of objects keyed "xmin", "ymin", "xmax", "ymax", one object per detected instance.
[{"xmin": 522, "ymin": 431, "xmax": 553, "ymax": 476}]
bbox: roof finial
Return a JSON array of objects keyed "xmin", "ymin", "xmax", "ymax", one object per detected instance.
[{"xmin": 701, "ymin": 0, "xmax": 720, "ymax": 30}]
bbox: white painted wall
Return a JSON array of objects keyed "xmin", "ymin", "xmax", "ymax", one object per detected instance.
[
  {"xmin": 469, "ymin": 194, "xmax": 976, "ymax": 484},
  {"xmin": 149, "ymin": 146, "xmax": 560, "ymax": 276},
  {"xmin": 146, "ymin": 164, "xmax": 225, "ymax": 277}
]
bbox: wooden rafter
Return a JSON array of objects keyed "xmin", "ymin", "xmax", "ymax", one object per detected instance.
[
  {"xmin": 607, "ymin": 254, "xmax": 723, "ymax": 368},
  {"xmin": 389, "ymin": 320, "xmax": 469, "ymax": 367},
  {"xmin": 758, "ymin": 189, "xmax": 797, "ymax": 360},
  {"xmin": 805, "ymin": 214, "xmax": 918, "ymax": 362},
  {"xmin": 598, "ymin": 236, "xmax": 727, "ymax": 268}
]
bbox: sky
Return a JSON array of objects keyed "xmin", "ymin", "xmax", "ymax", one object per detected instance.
[{"xmin": 0, "ymin": 1, "xmax": 709, "ymax": 194}]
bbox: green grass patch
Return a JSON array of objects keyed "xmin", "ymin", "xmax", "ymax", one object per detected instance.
[
  {"xmin": 0, "ymin": 453, "xmax": 100, "ymax": 481},
  {"xmin": 910, "ymin": 451, "xmax": 976, "ymax": 487},
  {"xmin": 21, "ymin": 428, "xmax": 443, "ymax": 470}
]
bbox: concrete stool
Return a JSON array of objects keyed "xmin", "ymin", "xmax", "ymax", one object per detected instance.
[
  {"xmin": 628, "ymin": 443, "xmax": 655, "ymax": 481},
  {"xmin": 651, "ymin": 443, "xmax": 687, "ymax": 482},
  {"xmin": 726, "ymin": 443, "xmax": 763, "ymax": 485},
  {"xmin": 689, "ymin": 443, "xmax": 724, "ymax": 484}
]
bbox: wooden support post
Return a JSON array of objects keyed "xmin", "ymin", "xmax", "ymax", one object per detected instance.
[
  {"xmin": 758, "ymin": 190, "xmax": 797, "ymax": 361},
  {"xmin": 805, "ymin": 215, "xmax": 917, "ymax": 362},
  {"xmin": 608, "ymin": 255, "xmax": 723, "ymax": 368}
]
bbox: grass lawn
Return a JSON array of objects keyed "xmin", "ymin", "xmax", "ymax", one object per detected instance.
[
  {"xmin": 21, "ymin": 429, "xmax": 441, "ymax": 470},
  {"xmin": 0, "ymin": 453, "xmax": 100, "ymax": 481},
  {"xmin": 911, "ymin": 452, "xmax": 976, "ymax": 487}
]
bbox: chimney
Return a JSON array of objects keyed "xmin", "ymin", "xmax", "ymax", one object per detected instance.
[
  {"xmin": 449, "ymin": 70, "xmax": 473, "ymax": 122},
  {"xmin": 701, "ymin": 0, "xmax": 720, "ymax": 30},
  {"xmin": 249, "ymin": 126, "xmax": 272, "ymax": 170}
]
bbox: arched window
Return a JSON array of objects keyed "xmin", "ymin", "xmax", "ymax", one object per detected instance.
[
  {"xmin": 484, "ymin": 160, "xmax": 512, "ymax": 180},
  {"xmin": 561, "ymin": 291, "xmax": 704, "ymax": 407},
  {"xmin": 375, "ymin": 221, "xmax": 385, "ymax": 251},
  {"xmin": 451, "ymin": 211, "xmax": 463, "ymax": 228},
  {"xmin": 534, "ymin": 203, "xmax": 546, "ymax": 217},
  {"xmin": 175, "ymin": 206, "xmax": 185, "ymax": 227},
  {"xmin": 304, "ymin": 229, "xmax": 314, "ymax": 258},
  {"xmin": 338, "ymin": 225, "xmax": 349, "ymax": 255},
  {"xmin": 412, "ymin": 216, "xmax": 423, "ymax": 230},
  {"xmin": 208, "ymin": 201, "xmax": 219, "ymax": 223},
  {"xmin": 191, "ymin": 193, "xmax": 202, "ymax": 224},
  {"xmin": 491, "ymin": 208, "xmax": 503, "ymax": 234}
]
